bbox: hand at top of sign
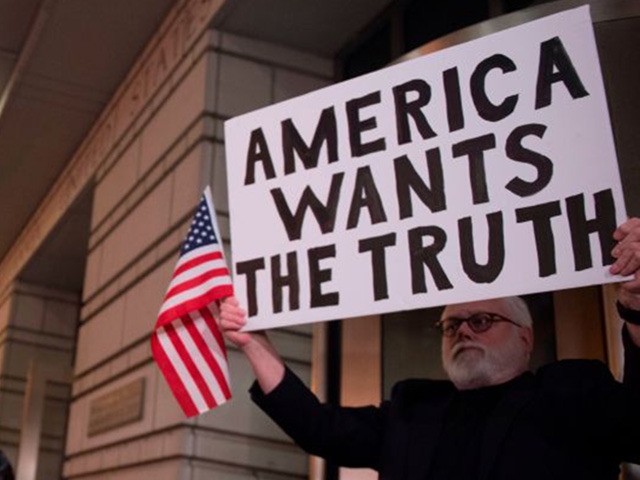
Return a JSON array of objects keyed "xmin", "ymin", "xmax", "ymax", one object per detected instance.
[
  {"xmin": 219, "ymin": 296, "xmax": 252, "ymax": 347},
  {"xmin": 219, "ymin": 296, "xmax": 285, "ymax": 394},
  {"xmin": 610, "ymin": 217, "xmax": 640, "ymax": 310}
]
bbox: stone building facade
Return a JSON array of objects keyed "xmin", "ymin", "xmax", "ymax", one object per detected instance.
[{"xmin": 0, "ymin": 0, "xmax": 638, "ymax": 479}]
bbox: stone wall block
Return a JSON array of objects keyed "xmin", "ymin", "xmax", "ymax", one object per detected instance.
[
  {"xmin": 98, "ymin": 175, "xmax": 172, "ymax": 288},
  {"xmin": 220, "ymin": 32, "xmax": 333, "ymax": 77},
  {"xmin": 217, "ymin": 55, "xmax": 273, "ymax": 117},
  {"xmin": 43, "ymin": 299, "xmax": 78, "ymax": 336},
  {"xmin": 170, "ymin": 147, "xmax": 205, "ymax": 226},
  {"xmin": 195, "ymin": 350, "xmax": 310, "ymax": 443},
  {"xmin": 0, "ymin": 296, "xmax": 12, "ymax": 331},
  {"xmin": 138, "ymin": 58, "xmax": 208, "ymax": 177},
  {"xmin": 82, "ymin": 244, "xmax": 103, "ymax": 301},
  {"xmin": 211, "ymin": 142, "xmax": 229, "ymax": 214},
  {"xmin": 92, "ymin": 138, "xmax": 141, "ymax": 229},
  {"xmin": 12, "ymin": 293, "xmax": 45, "ymax": 331},
  {"xmin": 193, "ymin": 429, "xmax": 307, "ymax": 476},
  {"xmin": 122, "ymin": 257, "xmax": 173, "ymax": 347},
  {"xmin": 273, "ymin": 68, "xmax": 330, "ymax": 103},
  {"xmin": 75, "ymin": 296, "xmax": 126, "ymax": 374}
]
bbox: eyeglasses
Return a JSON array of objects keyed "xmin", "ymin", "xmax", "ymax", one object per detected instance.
[{"xmin": 435, "ymin": 312, "xmax": 522, "ymax": 337}]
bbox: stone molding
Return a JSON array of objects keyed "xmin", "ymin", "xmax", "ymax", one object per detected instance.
[{"xmin": 0, "ymin": 0, "xmax": 226, "ymax": 299}]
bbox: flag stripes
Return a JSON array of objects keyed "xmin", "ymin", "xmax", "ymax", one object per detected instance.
[
  {"xmin": 165, "ymin": 268, "xmax": 230, "ymax": 299},
  {"xmin": 152, "ymin": 186, "xmax": 234, "ymax": 417},
  {"xmin": 153, "ymin": 308, "xmax": 233, "ymax": 415},
  {"xmin": 157, "ymin": 284, "xmax": 233, "ymax": 327}
]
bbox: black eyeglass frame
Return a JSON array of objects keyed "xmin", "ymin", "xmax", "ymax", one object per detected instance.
[{"xmin": 435, "ymin": 312, "xmax": 523, "ymax": 337}]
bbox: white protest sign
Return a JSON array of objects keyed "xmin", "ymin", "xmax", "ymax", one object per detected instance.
[{"xmin": 225, "ymin": 6, "xmax": 626, "ymax": 331}]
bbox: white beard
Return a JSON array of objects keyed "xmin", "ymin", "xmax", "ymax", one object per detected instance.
[{"xmin": 442, "ymin": 333, "xmax": 529, "ymax": 390}]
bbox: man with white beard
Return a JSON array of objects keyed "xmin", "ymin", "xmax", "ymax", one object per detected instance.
[
  {"xmin": 439, "ymin": 297, "xmax": 534, "ymax": 391},
  {"xmin": 220, "ymin": 218, "xmax": 640, "ymax": 480}
]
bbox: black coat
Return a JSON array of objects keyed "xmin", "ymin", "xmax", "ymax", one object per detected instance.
[{"xmin": 252, "ymin": 328, "xmax": 640, "ymax": 480}]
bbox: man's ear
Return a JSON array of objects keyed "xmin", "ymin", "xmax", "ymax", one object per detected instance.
[{"xmin": 520, "ymin": 326, "xmax": 534, "ymax": 354}]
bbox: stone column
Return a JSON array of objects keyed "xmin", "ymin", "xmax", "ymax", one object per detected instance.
[{"xmin": 0, "ymin": 282, "xmax": 78, "ymax": 479}]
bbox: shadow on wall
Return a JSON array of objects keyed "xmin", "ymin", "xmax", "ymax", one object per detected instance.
[{"xmin": 0, "ymin": 450, "xmax": 14, "ymax": 480}]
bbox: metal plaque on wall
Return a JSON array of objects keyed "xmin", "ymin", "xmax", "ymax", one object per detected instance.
[{"xmin": 88, "ymin": 378, "xmax": 145, "ymax": 437}]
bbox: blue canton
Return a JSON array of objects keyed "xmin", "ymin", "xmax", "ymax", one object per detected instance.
[{"xmin": 180, "ymin": 194, "xmax": 218, "ymax": 256}]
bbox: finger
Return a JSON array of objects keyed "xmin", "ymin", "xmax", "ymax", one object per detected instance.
[
  {"xmin": 613, "ymin": 217, "xmax": 640, "ymax": 241},
  {"xmin": 220, "ymin": 317, "xmax": 246, "ymax": 331},
  {"xmin": 219, "ymin": 309, "xmax": 246, "ymax": 324},
  {"xmin": 612, "ymin": 246, "xmax": 640, "ymax": 276},
  {"xmin": 620, "ymin": 271, "xmax": 640, "ymax": 293},
  {"xmin": 221, "ymin": 295, "xmax": 239, "ymax": 307},
  {"xmin": 220, "ymin": 302, "xmax": 246, "ymax": 317},
  {"xmin": 610, "ymin": 249, "xmax": 633, "ymax": 275},
  {"xmin": 613, "ymin": 233, "xmax": 640, "ymax": 255}
]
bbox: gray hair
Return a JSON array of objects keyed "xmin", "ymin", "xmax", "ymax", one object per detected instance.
[
  {"xmin": 501, "ymin": 296, "xmax": 533, "ymax": 328},
  {"xmin": 440, "ymin": 296, "xmax": 534, "ymax": 328}
]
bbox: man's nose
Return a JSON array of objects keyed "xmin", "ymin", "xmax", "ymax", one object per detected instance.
[{"xmin": 455, "ymin": 320, "xmax": 475, "ymax": 338}]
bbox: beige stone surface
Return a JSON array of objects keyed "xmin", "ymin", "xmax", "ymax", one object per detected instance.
[
  {"xmin": 192, "ymin": 461, "xmax": 304, "ymax": 480},
  {"xmin": 5, "ymin": 342, "xmax": 72, "ymax": 378},
  {"xmin": 41, "ymin": 397, "xmax": 68, "ymax": 437},
  {"xmin": 121, "ymin": 257, "xmax": 173, "ymax": 347},
  {"xmin": 220, "ymin": 31, "xmax": 333, "ymax": 77},
  {"xmin": 204, "ymin": 49, "xmax": 220, "ymax": 111},
  {"xmin": 98, "ymin": 175, "xmax": 172, "ymax": 288},
  {"xmin": 0, "ymin": 389, "xmax": 23, "ymax": 430},
  {"xmin": 193, "ymin": 429, "xmax": 307, "ymax": 475},
  {"xmin": 269, "ymin": 329, "xmax": 312, "ymax": 363},
  {"xmin": 0, "ymin": 446, "xmax": 17, "ymax": 471},
  {"xmin": 10, "ymin": 328, "xmax": 73, "ymax": 352},
  {"xmin": 65, "ymin": 458, "xmax": 186, "ymax": 480},
  {"xmin": 12, "ymin": 293, "xmax": 45, "ymax": 331},
  {"xmin": 138, "ymin": 58, "xmax": 208, "ymax": 176},
  {"xmin": 0, "ymin": 296, "xmax": 12, "ymax": 330},
  {"xmin": 211, "ymin": 142, "xmax": 229, "ymax": 213},
  {"xmin": 195, "ymin": 349, "xmax": 310, "ymax": 443},
  {"xmin": 194, "ymin": 467, "xmax": 302, "ymax": 480},
  {"xmin": 217, "ymin": 54, "xmax": 273, "ymax": 117},
  {"xmin": 137, "ymin": 433, "xmax": 164, "ymax": 462},
  {"xmin": 66, "ymin": 364, "xmax": 158, "ymax": 454},
  {"xmin": 61, "ymin": 21, "xmax": 330, "ymax": 480},
  {"xmin": 127, "ymin": 336, "xmax": 152, "ymax": 369},
  {"xmin": 92, "ymin": 138, "xmax": 142, "ymax": 229},
  {"xmin": 42, "ymin": 299, "xmax": 78, "ymax": 336},
  {"xmin": 75, "ymin": 296, "xmax": 126, "ymax": 374},
  {"xmin": 273, "ymin": 68, "xmax": 330, "ymax": 103},
  {"xmin": 152, "ymin": 366, "xmax": 189, "ymax": 430},
  {"xmin": 170, "ymin": 147, "xmax": 205, "ymax": 225},
  {"xmin": 82, "ymin": 244, "xmax": 103, "ymax": 300}
]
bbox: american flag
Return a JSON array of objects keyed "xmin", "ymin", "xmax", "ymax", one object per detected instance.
[{"xmin": 151, "ymin": 186, "xmax": 234, "ymax": 417}]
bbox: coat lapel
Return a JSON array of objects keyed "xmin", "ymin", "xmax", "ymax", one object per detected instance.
[{"xmin": 478, "ymin": 373, "xmax": 535, "ymax": 480}]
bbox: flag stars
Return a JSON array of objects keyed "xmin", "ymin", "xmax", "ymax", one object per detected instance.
[{"xmin": 179, "ymin": 194, "xmax": 220, "ymax": 256}]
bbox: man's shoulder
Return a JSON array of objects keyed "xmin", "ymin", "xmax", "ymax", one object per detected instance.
[{"xmin": 535, "ymin": 359, "xmax": 616, "ymax": 389}]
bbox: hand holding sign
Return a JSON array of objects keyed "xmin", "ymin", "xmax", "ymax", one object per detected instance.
[
  {"xmin": 611, "ymin": 217, "xmax": 640, "ymax": 311},
  {"xmin": 219, "ymin": 296, "xmax": 286, "ymax": 394}
]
